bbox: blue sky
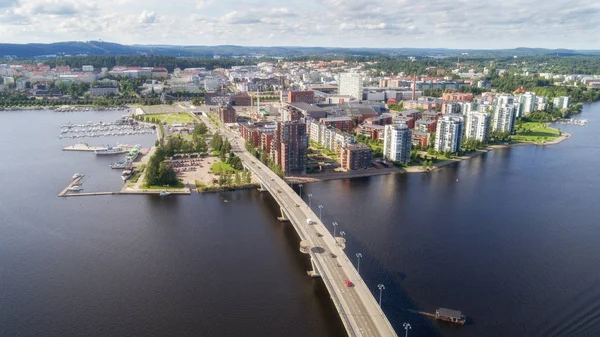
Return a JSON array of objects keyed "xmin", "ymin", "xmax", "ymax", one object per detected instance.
[{"xmin": 0, "ymin": 0, "xmax": 599, "ymax": 49}]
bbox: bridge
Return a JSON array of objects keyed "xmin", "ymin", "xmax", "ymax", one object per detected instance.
[{"xmin": 206, "ymin": 120, "xmax": 398, "ymax": 337}]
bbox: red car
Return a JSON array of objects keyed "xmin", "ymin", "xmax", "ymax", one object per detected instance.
[{"xmin": 344, "ymin": 280, "xmax": 353, "ymax": 287}]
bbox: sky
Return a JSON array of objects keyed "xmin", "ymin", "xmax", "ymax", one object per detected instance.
[{"xmin": 0, "ymin": 0, "xmax": 599, "ymax": 49}]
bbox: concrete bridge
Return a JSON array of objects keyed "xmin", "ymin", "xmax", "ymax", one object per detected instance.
[{"xmin": 217, "ymin": 128, "xmax": 398, "ymax": 337}]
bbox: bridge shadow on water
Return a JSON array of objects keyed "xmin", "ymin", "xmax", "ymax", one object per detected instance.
[
  {"xmin": 293, "ymin": 178, "xmax": 445, "ymax": 337},
  {"xmin": 253, "ymin": 189, "xmax": 347, "ymax": 337}
]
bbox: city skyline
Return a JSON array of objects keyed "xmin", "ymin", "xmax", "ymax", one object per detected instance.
[{"xmin": 1, "ymin": 0, "xmax": 599, "ymax": 49}]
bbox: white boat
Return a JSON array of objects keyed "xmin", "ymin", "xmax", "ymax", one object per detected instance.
[
  {"xmin": 67, "ymin": 185, "xmax": 83, "ymax": 192},
  {"xmin": 160, "ymin": 191, "xmax": 171, "ymax": 196},
  {"xmin": 72, "ymin": 173, "xmax": 84, "ymax": 179},
  {"xmin": 121, "ymin": 170, "xmax": 132, "ymax": 181},
  {"xmin": 95, "ymin": 145, "xmax": 127, "ymax": 155}
]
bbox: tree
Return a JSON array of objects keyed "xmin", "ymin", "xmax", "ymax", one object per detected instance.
[{"xmin": 234, "ymin": 172, "xmax": 242, "ymax": 185}]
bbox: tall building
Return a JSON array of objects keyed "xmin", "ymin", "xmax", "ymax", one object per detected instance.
[
  {"xmin": 519, "ymin": 92, "xmax": 537, "ymax": 115},
  {"xmin": 338, "ymin": 73, "xmax": 362, "ymax": 100},
  {"xmin": 492, "ymin": 103, "xmax": 516, "ymax": 134},
  {"xmin": 383, "ymin": 124, "xmax": 412, "ymax": 163},
  {"xmin": 434, "ymin": 115, "xmax": 464, "ymax": 153},
  {"xmin": 218, "ymin": 105, "xmax": 236, "ymax": 123},
  {"xmin": 553, "ymin": 96, "xmax": 570, "ymax": 110},
  {"xmin": 271, "ymin": 121, "xmax": 307, "ymax": 174},
  {"xmin": 465, "ymin": 112, "xmax": 491, "ymax": 142}
]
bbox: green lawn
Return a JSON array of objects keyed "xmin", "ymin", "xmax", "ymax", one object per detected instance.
[
  {"xmin": 210, "ymin": 161, "xmax": 236, "ymax": 174},
  {"xmin": 513, "ymin": 122, "xmax": 561, "ymax": 144},
  {"xmin": 145, "ymin": 113, "xmax": 195, "ymax": 125},
  {"xmin": 141, "ymin": 181, "xmax": 186, "ymax": 190}
]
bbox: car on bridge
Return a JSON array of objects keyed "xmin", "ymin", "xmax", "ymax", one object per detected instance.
[{"xmin": 344, "ymin": 280, "xmax": 353, "ymax": 287}]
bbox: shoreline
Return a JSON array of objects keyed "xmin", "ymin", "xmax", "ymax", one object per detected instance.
[{"xmin": 287, "ymin": 132, "xmax": 572, "ymax": 182}]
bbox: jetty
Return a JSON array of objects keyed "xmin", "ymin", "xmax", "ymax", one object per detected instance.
[{"xmin": 58, "ymin": 176, "xmax": 84, "ymax": 197}]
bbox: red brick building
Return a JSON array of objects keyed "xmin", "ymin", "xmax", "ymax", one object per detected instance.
[
  {"xmin": 412, "ymin": 131, "xmax": 429, "ymax": 148},
  {"xmin": 319, "ymin": 116, "xmax": 354, "ymax": 133},
  {"xmin": 357, "ymin": 124, "xmax": 385, "ymax": 140},
  {"xmin": 364, "ymin": 114, "xmax": 393, "ymax": 126},
  {"xmin": 288, "ymin": 91, "xmax": 315, "ymax": 104},
  {"xmin": 218, "ymin": 105, "xmax": 237, "ymax": 123},
  {"xmin": 442, "ymin": 92, "xmax": 473, "ymax": 102},
  {"xmin": 340, "ymin": 143, "xmax": 372, "ymax": 170}
]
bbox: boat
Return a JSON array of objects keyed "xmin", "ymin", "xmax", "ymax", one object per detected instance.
[
  {"xmin": 67, "ymin": 185, "xmax": 83, "ymax": 192},
  {"xmin": 121, "ymin": 170, "xmax": 133, "ymax": 181},
  {"xmin": 95, "ymin": 145, "xmax": 127, "ymax": 155},
  {"xmin": 72, "ymin": 173, "xmax": 84, "ymax": 179},
  {"xmin": 125, "ymin": 144, "xmax": 141, "ymax": 162},
  {"xmin": 435, "ymin": 308, "xmax": 466, "ymax": 325},
  {"xmin": 110, "ymin": 161, "xmax": 132, "ymax": 169},
  {"xmin": 160, "ymin": 191, "xmax": 171, "ymax": 196}
]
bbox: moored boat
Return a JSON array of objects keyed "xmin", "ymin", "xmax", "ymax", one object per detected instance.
[{"xmin": 435, "ymin": 308, "xmax": 466, "ymax": 325}]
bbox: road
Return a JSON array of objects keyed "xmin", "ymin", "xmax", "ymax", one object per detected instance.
[{"xmin": 193, "ymin": 111, "xmax": 397, "ymax": 337}]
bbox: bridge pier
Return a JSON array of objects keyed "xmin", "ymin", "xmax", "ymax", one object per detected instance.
[
  {"xmin": 277, "ymin": 207, "xmax": 289, "ymax": 222},
  {"xmin": 307, "ymin": 257, "xmax": 321, "ymax": 278},
  {"xmin": 257, "ymin": 182, "xmax": 267, "ymax": 192}
]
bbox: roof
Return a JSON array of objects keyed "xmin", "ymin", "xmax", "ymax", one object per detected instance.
[
  {"xmin": 360, "ymin": 124, "xmax": 385, "ymax": 130},
  {"xmin": 289, "ymin": 102, "xmax": 326, "ymax": 113},
  {"xmin": 416, "ymin": 119, "xmax": 435, "ymax": 125},
  {"xmin": 438, "ymin": 308, "xmax": 463, "ymax": 319},
  {"xmin": 320, "ymin": 116, "xmax": 353, "ymax": 122}
]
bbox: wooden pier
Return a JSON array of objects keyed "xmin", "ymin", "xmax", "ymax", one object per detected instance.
[{"xmin": 58, "ymin": 176, "xmax": 84, "ymax": 197}]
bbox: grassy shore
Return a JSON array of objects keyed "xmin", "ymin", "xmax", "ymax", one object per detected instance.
[{"xmin": 513, "ymin": 122, "xmax": 561, "ymax": 144}]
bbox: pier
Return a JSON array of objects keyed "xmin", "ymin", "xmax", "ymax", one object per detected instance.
[
  {"xmin": 62, "ymin": 143, "xmax": 135, "ymax": 152},
  {"xmin": 58, "ymin": 176, "xmax": 84, "ymax": 197}
]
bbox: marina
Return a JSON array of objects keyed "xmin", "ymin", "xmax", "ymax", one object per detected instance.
[{"xmin": 59, "ymin": 119, "xmax": 155, "ymax": 139}]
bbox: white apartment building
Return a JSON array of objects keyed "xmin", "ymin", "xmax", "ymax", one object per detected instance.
[
  {"xmin": 338, "ymin": 73, "xmax": 362, "ymax": 100},
  {"xmin": 204, "ymin": 77, "xmax": 220, "ymax": 92},
  {"xmin": 492, "ymin": 104, "xmax": 517, "ymax": 134},
  {"xmin": 465, "ymin": 112, "xmax": 491, "ymax": 142},
  {"xmin": 519, "ymin": 92, "xmax": 537, "ymax": 115},
  {"xmin": 553, "ymin": 96, "xmax": 570, "ymax": 110},
  {"xmin": 383, "ymin": 124, "xmax": 412, "ymax": 163},
  {"xmin": 434, "ymin": 115, "xmax": 464, "ymax": 153}
]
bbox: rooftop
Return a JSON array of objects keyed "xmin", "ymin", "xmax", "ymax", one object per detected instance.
[{"xmin": 438, "ymin": 308, "xmax": 463, "ymax": 319}]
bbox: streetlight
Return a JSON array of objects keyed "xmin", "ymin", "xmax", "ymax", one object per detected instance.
[
  {"xmin": 356, "ymin": 253, "xmax": 362, "ymax": 273},
  {"xmin": 332, "ymin": 222, "xmax": 338, "ymax": 237},
  {"xmin": 308, "ymin": 194, "xmax": 313, "ymax": 208},
  {"xmin": 377, "ymin": 284, "xmax": 385, "ymax": 307},
  {"xmin": 403, "ymin": 323, "xmax": 412, "ymax": 337},
  {"xmin": 318, "ymin": 205, "xmax": 323, "ymax": 220},
  {"xmin": 298, "ymin": 184, "xmax": 303, "ymax": 198}
]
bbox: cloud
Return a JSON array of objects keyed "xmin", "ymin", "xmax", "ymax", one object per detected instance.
[
  {"xmin": 196, "ymin": 0, "xmax": 214, "ymax": 9},
  {"xmin": 138, "ymin": 10, "xmax": 158, "ymax": 24},
  {"xmin": 0, "ymin": 0, "xmax": 17, "ymax": 8},
  {"xmin": 0, "ymin": 0, "xmax": 599, "ymax": 48}
]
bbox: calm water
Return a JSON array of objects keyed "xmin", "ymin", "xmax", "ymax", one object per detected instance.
[{"xmin": 1, "ymin": 105, "xmax": 599, "ymax": 336}]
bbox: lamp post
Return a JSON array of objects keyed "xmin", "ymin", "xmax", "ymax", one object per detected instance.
[
  {"xmin": 356, "ymin": 253, "xmax": 362, "ymax": 273},
  {"xmin": 403, "ymin": 323, "xmax": 412, "ymax": 337},
  {"xmin": 308, "ymin": 194, "xmax": 313, "ymax": 208},
  {"xmin": 298, "ymin": 184, "xmax": 303, "ymax": 198},
  {"xmin": 332, "ymin": 222, "xmax": 338, "ymax": 237},
  {"xmin": 318, "ymin": 205, "xmax": 323, "ymax": 220},
  {"xmin": 377, "ymin": 284, "xmax": 385, "ymax": 307}
]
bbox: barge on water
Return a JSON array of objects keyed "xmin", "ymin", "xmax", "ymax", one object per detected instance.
[{"xmin": 435, "ymin": 308, "xmax": 466, "ymax": 325}]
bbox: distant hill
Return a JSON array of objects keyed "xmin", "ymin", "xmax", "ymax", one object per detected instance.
[{"xmin": 1, "ymin": 41, "xmax": 600, "ymax": 59}]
